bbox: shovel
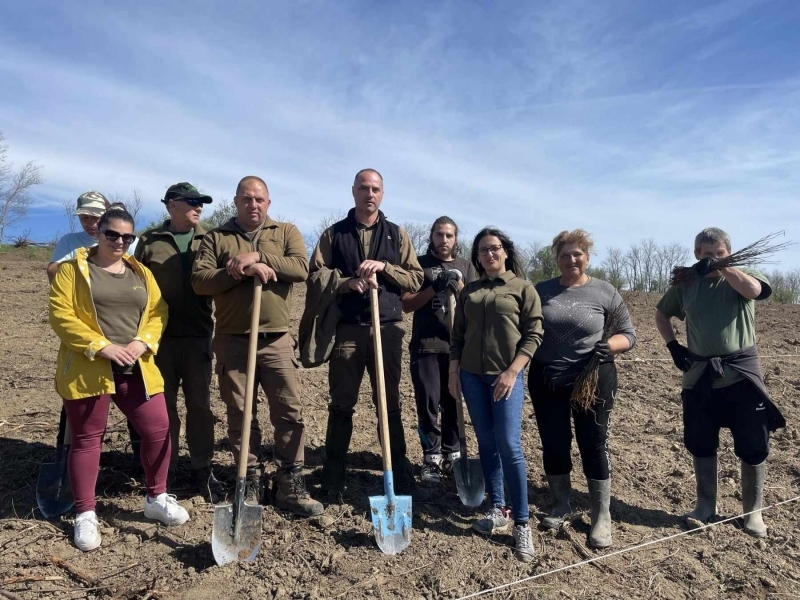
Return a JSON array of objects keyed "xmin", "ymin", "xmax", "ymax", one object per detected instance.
[
  {"xmin": 368, "ymin": 285, "xmax": 412, "ymax": 555},
  {"xmin": 36, "ymin": 416, "xmax": 74, "ymax": 518},
  {"xmin": 212, "ymin": 278, "xmax": 264, "ymax": 566},
  {"xmin": 447, "ymin": 290, "xmax": 485, "ymax": 508}
]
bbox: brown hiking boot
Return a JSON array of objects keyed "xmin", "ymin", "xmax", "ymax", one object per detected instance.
[{"xmin": 273, "ymin": 468, "xmax": 324, "ymax": 517}]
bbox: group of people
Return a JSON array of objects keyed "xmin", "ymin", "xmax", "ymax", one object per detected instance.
[{"xmin": 47, "ymin": 169, "xmax": 782, "ymax": 562}]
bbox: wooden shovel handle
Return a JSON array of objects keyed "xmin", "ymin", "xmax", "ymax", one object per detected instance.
[
  {"xmin": 447, "ymin": 290, "xmax": 469, "ymax": 444},
  {"xmin": 370, "ymin": 286, "xmax": 392, "ymax": 472},
  {"xmin": 237, "ymin": 278, "xmax": 262, "ymax": 479}
]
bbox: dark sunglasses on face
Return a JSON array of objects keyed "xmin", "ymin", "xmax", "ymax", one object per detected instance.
[
  {"xmin": 101, "ymin": 229, "xmax": 136, "ymax": 245},
  {"xmin": 173, "ymin": 198, "xmax": 204, "ymax": 208}
]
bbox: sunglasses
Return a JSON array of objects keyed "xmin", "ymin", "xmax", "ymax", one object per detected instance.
[
  {"xmin": 101, "ymin": 229, "xmax": 136, "ymax": 245},
  {"xmin": 172, "ymin": 198, "xmax": 204, "ymax": 208}
]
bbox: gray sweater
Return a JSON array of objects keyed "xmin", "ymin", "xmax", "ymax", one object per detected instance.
[{"xmin": 534, "ymin": 277, "xmax": 636, "ymax": 385}]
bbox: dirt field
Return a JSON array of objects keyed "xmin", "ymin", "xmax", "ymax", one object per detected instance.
[{"xmin": 1, "ymin": 248, "xmax": 799, "ymax": 599}]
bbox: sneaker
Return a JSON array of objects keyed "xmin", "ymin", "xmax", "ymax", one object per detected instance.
[
  {"xmin": 144, "ymin": 493, "xmax": 190, "ymax": 526},
  {"xmin": 194, "ymin": 466, "xmax": 225, "ymax": 504},
  {"xmin": 74, "ymin": 511, "xmax": 101, "ymax": 552},
  {"xmin": 513, "ymin": 524, "xmax": 535, "ymax": 562},
  {"xmin": 441, "ymin": 451, "xmax": 461, "ymax": 477},
  {"xmin": 472, "ymin": 506, "xmax": 512, "ymax": 535},
  {"xmin": 273, "ymin": 468, "xmax": 325, "ymax": 517},
  {"xmin": 420, "ymin": 455, "xmax": 443, "ymax": 484}
]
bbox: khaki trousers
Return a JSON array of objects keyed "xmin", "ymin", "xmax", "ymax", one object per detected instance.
[
  {"xmin": 155, "ymin": 336, "xmax": 214, "ymax": 470},
  {"xmin": 213, "ymin": 332, "xmax": 304, "ymax": 469}
]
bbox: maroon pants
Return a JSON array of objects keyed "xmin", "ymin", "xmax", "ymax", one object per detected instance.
[{"xmin": 62, "ymin": 373, "xmax": 171, "ymax": 513}]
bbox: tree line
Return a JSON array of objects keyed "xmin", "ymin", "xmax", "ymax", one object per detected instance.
[{"xmin": 0, "ymin": 132, "xmax": 797, "ymax": 304}]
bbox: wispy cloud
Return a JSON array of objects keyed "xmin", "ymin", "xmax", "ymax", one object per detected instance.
[{"xmin": 0, "ymin": 0, "xmax": 798, "ymax": 268}]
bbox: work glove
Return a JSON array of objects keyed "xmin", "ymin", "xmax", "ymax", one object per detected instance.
[
  {"xmin": 693, "ymin": 257, "xmax": 715, "ymax": 278},
  {"xmin": 593, "ymin": 340, "xmax": 612, "ymax": 359},
  {"xmin": 432, "ymin": 269, "xmax": 461, "ymax": 293},
  {"xmin": 666, "ymin": 340, "xmax": 692, "ymax": 372}
]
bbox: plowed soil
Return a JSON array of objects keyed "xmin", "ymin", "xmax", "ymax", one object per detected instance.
[{"xmin": 1, "ymin": 248, "xmax": 799, "ymax": 599}]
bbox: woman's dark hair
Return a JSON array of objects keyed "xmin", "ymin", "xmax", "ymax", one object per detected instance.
[
  {"xmin": 426, "ymin": 215, "xmax": 462, "ymax": 258},
  {"xmin": 98, "ymin": 203, "xmax": 135, "ymax": 230},
  {"xmin": 470, "ymin": 227, "xmax": 526, "ymax": 278}
]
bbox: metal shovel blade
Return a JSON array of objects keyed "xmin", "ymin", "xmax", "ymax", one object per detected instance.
[
  {"xmin": 36, "ymin": 447, "xmax": 74, "ymax": 518},
  {"xmin": 369, "ymin": 471, "xmax": 412, "ymax": 555},
  {"xmin": 211, "ymin": 478, "xmax": 263, "ymax": 566},
  {"xmin": 453, "ymin": 456, "xmax": 485, "ymax": 508}
]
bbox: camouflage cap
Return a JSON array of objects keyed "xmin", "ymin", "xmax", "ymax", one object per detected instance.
[
  {"xmin": 75, "ymin": 191, "xmax": 109, "ymax": 217},
  {"xmin": 163, "ymin": 182, "xmax": 212, "ymax": 204}
]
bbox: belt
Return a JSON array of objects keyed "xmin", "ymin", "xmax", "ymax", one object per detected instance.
[{"xmin": 234, "ymin": 332, "xmax": 286, "ymax": 340}]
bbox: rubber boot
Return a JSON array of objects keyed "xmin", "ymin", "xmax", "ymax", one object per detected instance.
[
  {"xmin": 387, "ymin": 412, "xmax": 428, "ymax": 501},
  {"xmin": 685, "ymin": 455, "xmax": 718, "ymax": 523},
  {"xmin": 321, "ymin": 410, "xmax": 353, "ymax": 502},
  {"xmin": 273, "ymin": 467, "xmax": 325, "ymax": 517},
  {"xmin": 587, "ymin": 478, "xmax": 612, "ymax": 548},
  {"xmin": 741, "ymin": 461, "xmax": 767, "ymax": 538},
  {"xmin": 542, "ymin": 474, "xmax": 572, "ymax": 530}
]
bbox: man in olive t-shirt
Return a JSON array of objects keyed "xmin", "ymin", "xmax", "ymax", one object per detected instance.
[
  {"xmin": 401, "ymin": 217, "xmax": 477, "ymax": 484},
  {"xmin": 655, "ymin": 227, "xmax": 773, "ymax": 537}
]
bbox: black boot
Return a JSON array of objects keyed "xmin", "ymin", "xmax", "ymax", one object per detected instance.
[{"xmin": 321, "ymin": 410, "xmax": 353, "ymax": 502}]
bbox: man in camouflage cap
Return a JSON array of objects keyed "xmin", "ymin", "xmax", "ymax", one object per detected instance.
[
  {"xmin": 47, "ymin": 191, "xmax": 133, "ymax": 281},
  {"xmin": 135, "ymin": 183, "xmax": 223, "ymax": 502}
]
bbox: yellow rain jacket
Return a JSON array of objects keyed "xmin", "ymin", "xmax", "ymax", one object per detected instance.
[{"xmin": 49, "ymin": 247, "xmax": 169, "ymax": 400}]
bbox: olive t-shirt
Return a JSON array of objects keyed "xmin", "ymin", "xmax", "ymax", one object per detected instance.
[
  {"xmin": 170, "ymin": 230, "xmax": 194, "ymax": 254},
  {"xmin": 88, "ymin": 261, "xmax": 148, "ymax": 346},
  {"xmin": 656, "ymin": 267, "xmax": 771, "ymax": 389},
  {"xmin": 410, "ymin": 254, "xmax": 478, "ymax": 353}
]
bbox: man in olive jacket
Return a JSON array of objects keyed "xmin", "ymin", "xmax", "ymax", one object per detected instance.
[
  {"xmin": 135, "ymin": 182, "xmax": 223, "ymax": 502},
  {"xmin": 191, "ymin": 176, "xmax": 323, "ymax": 517}
]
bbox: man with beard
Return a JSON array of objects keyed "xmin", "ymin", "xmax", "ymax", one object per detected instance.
[{"xmin": 401, "ymin": 216, "xmax": 477, "ymax": 483}]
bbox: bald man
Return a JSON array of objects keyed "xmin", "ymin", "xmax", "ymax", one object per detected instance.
[
  {"xmin": 192, "ymin": 176, "xmax": 323, "ymax": 517},
  {"xmin": 307, "ymin": 168, "xmax": 424, "ymax": 502}
]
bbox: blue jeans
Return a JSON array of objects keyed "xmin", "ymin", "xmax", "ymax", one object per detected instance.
[{"xmin": 460, "ymin": 370, "xmax": 529, "ymax": 523}]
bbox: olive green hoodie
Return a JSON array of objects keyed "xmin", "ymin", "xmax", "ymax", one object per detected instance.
[
  {"xmin": 135, "ymin": 221, "xmax": 213, "ymax": 338},
  {"xmin": 191, "ymin": 217, "xmax": 308, "ymax": 334}
]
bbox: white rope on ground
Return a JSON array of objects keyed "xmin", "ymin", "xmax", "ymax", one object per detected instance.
[
  {"xmin": 619, "ymin": 354, "xmax": 800, "ymax": 362},
  {"xmin": 456, "ymin": 496, "xmax": 800, "ymax": 600}
]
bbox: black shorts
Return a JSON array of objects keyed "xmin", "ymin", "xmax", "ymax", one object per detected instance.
[{"xmin": 681, "ymin": 379, "xmax": 770, "ymax": 465}]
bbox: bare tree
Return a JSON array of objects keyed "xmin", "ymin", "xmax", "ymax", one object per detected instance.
[
  {"xmin": 108, "ymin": 189, "xmax": 144, "ymax": 222},
  {"xmin": 401, "ymin": 221, "xmax": 430, "ymax": 256},
  {"xmin": 623, "ymin": 243, "xmax": 643, "ymax": 291},
  {"xmin": 639, "ymin": 238, "xmax": 659, "ymax": 291},
  {"xmin": 602, "ymin": 247, "xmax": 626, "ymax": 290},
  {"xmin": 62, "ymin": 198, "xmax": 77, "ymax": 234},
  {"xmin": 0, "ymin": 133, "xmax": 44, "ymax": 243},
  {"xmin": 304, "ymin": 211, "xmax": 346, "ymax": 256}
]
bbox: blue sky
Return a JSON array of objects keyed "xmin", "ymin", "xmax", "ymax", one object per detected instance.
[{"xmin": 2, "ymin": 0, "xmax": 799, "ymax": 268}]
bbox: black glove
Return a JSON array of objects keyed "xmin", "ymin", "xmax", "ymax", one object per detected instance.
[
  {"xmin": 693, "ymin": 257, "xmax": 715, "ymax": 278},
  {"xmin": 666, "ymin": 340, "xmax": 692, "ymax": 372},
  {"xmin": 593, "ymin": 340, "xmax": 612, "ymax": 359},
  {"xmin": 432, "ymin": 270, "xmax": 461, "ymax": 293}
]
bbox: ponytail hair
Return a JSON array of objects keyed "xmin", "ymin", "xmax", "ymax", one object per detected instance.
[
  {"xmin": 98, "ymin": 202, "xmax": 135, "ymax": 230},
  {"xmin": 426, "ymin": 215, "xmax": 462, "ymax": 258}
]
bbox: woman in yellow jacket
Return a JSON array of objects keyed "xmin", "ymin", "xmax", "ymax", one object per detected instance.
[{"xmin": 50, "ymin": 205, "xmax": 190, "ymax": 552}]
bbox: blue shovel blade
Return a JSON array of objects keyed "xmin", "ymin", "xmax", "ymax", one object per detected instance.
[
  {"xmin": 36, "ymin": 455, "xmax": 74, "ymax": 518},
  {"xmin": 369, "ymin": 471, "xmax": 412, "ymax": 555}
]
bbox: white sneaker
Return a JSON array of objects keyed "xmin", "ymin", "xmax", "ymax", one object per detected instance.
[
  {"xmin": 74, "ymin": 511, "xmax": 101, "ymax": 552},
  {"xmin": 143, "ymin": 493, "xmax": 190, "ymax": 526},
  {"xmin": 513, "ymin": 524, "xmax": 535, "ymax": 563}
]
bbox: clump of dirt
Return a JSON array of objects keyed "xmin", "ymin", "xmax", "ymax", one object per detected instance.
[{"xmin": 1, "ymin": 250, "xmax": 799, "ymax": 599}]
